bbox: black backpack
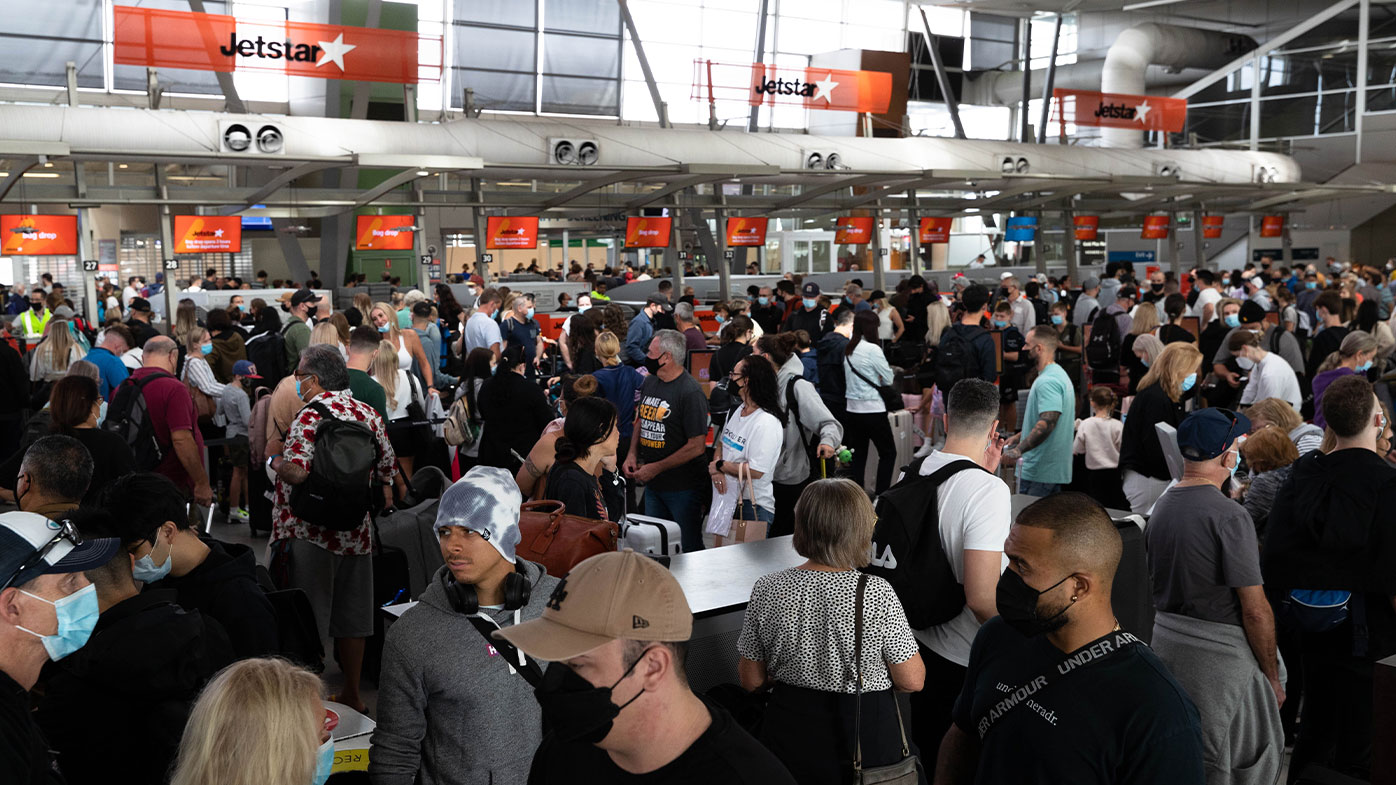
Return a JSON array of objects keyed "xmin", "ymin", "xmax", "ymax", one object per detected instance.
[
  {"xmin": 933, "ymin": 325, "xmax": 986, "ymax": 395},
  {"xmin": 862, "ymin": 457, "xmax": 985, "ymax": 629},
  {"xmin": 1086, "ymin": 311, "xmax": 1122, "ymax": 371},
  {"xmin": 245, "ymin": 331, "xmax": 287, "ymax": 393},
  {"xmin": 104, "ymin": 371, "xmax": 173, "ymax": 470},
  {"xmin": 289, "ymin": 402, "xmax": 378, "ymax": 531}
]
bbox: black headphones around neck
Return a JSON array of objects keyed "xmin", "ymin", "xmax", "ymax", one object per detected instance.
[{"xmin": 440, "ymin": 562, "xmax": 531, "ymax": 616}]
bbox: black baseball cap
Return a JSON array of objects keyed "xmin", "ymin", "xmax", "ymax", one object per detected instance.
[
  {"xmin": 290, "ymin": 288, "xmax": 320, "ymax": 307},
  {"xmin": 127, "ymin": 297, "xmax": 152, "ymax": 313},
  {"xmin": 1177, "ymin": 408, "xmax": 1251, "ymax": 461},
  {"xmin": 645, "ymin": 292, "xmax": 672, "ymax": 310},
  {"xmin": 801, "ymin": 282, "xmax": 821, "ymax": 297}
]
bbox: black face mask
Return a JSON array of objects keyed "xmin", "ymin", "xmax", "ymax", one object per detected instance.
[
  {"xmin": 643, "ymin": 356, "xmax": 662, "ymax": 375},
  {"xmin": 30, "ymin": 302, "xmax": 42, "ymax": 312},
  {"xmin": 1151, "ymin": 283, "xmax": 1164, "ymax": 292},
  {"xmin": 535, "ymin": 656, "xmax": 645, "ymax": 744},
  {"xmin": 996, "ymin": 568, "xmax": 1074, "ymax": 638}
]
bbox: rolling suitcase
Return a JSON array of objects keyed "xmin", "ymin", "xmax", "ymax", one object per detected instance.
[
  {"xmin": 863, "ymin": 409, "xmax": 916, "ymax": 494},
  {"xmin": 372, "ymin": 467, "xmax": 449, "ymax": 600},
  {"xmin": 618, "ymin": 514, "xmax": 683, "ymax": 565}
]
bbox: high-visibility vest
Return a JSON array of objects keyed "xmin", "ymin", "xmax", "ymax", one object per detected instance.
[{"xmin": 19, "ymin": 308, "xmax": 50, "ymax": 338}]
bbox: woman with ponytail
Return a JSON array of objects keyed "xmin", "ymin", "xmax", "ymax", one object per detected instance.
[
  {"xmin": 477, "ymin": 345, "xmax": 552, "ymax": 470},
  {"xmin": 1312, "ymin": 330, "xmax": 1379, "ymax": 430},
  {"xmin": 710, "ymin": 356, "xmax": 787, "ymax": 526},
  {"xmin": 544, "ymin": 396, "xmax": 622, "ymax": 519},
  {"xmin": 515, "ymin": 374, "xmax": 604, "ymax": 497}
]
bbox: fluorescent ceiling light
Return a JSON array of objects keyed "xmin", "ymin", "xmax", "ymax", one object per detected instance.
[{"xmin": 1121, "ymin": 0, "xmax": 1187, "ymax": 9}]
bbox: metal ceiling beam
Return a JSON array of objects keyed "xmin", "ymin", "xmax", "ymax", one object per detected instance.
[
  {"xmin": 0, "ymin": 157, "xmax": 39, "ymax": 202},
  {"xmin": 837, "ymin": 174, "xmax": 964, "ymax": 209},
  {"xmin": 767, "ymin": 173, "xmax": 913, "ymax": 211},
  {"xmin": 540, "ymin": 170, "xmax": 664, "ymax": 209},
  {"xmin": 350, "ymin": 168, "xmax": 426, "ymax": 209},
  {"xmin": 216, "ymin": 161, "xmax": 346, "ymax": 216},
  {"xmin": 625, "ymin": 174, "xmax": 726, "ymax": 209}
]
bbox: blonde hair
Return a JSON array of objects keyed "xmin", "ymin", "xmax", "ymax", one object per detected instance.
[
  {"xmin": 38, "ymin": 319, "xmax": 83, "ymax": 375},
  {"xmin": 169, "ymin": 658, "xmax": 322, "ymax": 785},
  {"xmin": 310, "ymin": 321, "xmax": 341, "ymax": 349},
  {"xmin": 175, "ymin": 301, "xmax": 199, "ymax": 341},
  {"xmin": 1132, "ymin": 333, "xmax": 1164, "ymax": 365},
  {"xmin": 925, "ymin": 300, "xmax": 951, "ymax": 345},
  {"xmin": 1247, "ymin": 397, "xmax": 1302, "ymax": 433},
  {"xmin": 792, "ymin": 478, "xmax": 877, "ymax": 570},
  {"xmin": 370, "ymin": 301, "xmax": 400, "ymax": 340},
  {"xmin": 1317, "ymin": 330, "xmax": 1379, "ymax": 374},
  {"xmin": 595, "ymin": 331, "xmax": 621, "ymax": 366},
  {"xmin": 1129, "ymin": 303, "xmax": 1160, "ymax": 335},
  {"xmin": 372, "ymin": 339, "xmax": 400, "ymax": 412},
  {"xmin": 1217, "ymin": 297, "xmax": 1242, "ymax": 318},
  {"xmin": 1138, "ymin": 342, "xmax": 1202, "ymax": 402},
  {"xmin": 353, "ymin": 292, "xmax": 373, "ymax": 323},
  {"xmin": 182, "ymin": 327, "xmax": 211, "ymax": 354}
]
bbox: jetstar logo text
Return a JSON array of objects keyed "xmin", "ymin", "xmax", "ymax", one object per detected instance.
[
  {"xmin": 1051, "ymin": 88, "xmax": 1185, "ymax": 133},
  {"xmin": 1093, "ymin": 103, "xmax": 1137, "ymax": 120}
]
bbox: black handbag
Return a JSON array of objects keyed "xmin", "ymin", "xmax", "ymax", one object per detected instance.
[
  {"xmin": 847, "ymin": 358, "xmax": 904, "ymax": 412},
  {"xmin": 851, "ymin": 574, "xmax": 920, "ymax": 785}
]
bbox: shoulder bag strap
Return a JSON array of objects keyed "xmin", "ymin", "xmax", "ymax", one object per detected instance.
[
  {"xmin": 462, "ymin": 613, "xmax": 545, "ymax": 688},
  {"xmin": 853, "ymin": 572, "xmax": 867, "ymax": 773},
  {"xmin": 786, "ymin": 377, "xmax": 815, "ymax": 455},
  {"xmin": 922, "ymin": 458, "xmax": 985, "ymax": 487},
  {"xmin": 846, "ymin": 355, "xmax": 882, "ymax": 390}
]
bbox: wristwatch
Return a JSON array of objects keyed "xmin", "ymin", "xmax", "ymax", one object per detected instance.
[{"xmin": 714, "ymin": 459, "xmax": 725, "ymax": 474}]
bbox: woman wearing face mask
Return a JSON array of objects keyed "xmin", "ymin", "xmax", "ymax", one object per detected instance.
[
  {"xmin": 169, "ymin": 657, "xmax": 334, "ymax": 785},
  {"xmin": 738, "ymin": 478, "xmax": 923, "ymax": 785},
  {"xmin": 1121, "ymin": 304, "xmax": 1159, "ymax": 396},
  {"xmin": 1312, "ymin": 331, "xmax": 1379, "ymax": 430},
  {"xmin": 181, "ymin": 328, "xmax": 226, "ymax": 429},
  {"xmin": 0, "ymin": 374, "xmax": 134, "ymax": 507},
  {"xmin": 709, "ymin": 314, "xmax": 754, "ymax": 384},
  {"xmin": 370, "ymin": 301, "xmax": 435, "ymax": 396},
  {"xmin": 28, "ymin": 318, "xmax": 86, "ymax": 388},
  {"xmin": 1230, "ymin": 329, "xmax": 1302, "ymax": 411},
  {"xmin": 477, "ymin": 346, "xmax": 553, "ymax": 472},
  {"xmin": 1120, "ymin": 342, "xmax": 1203, "ymax": 514},
  {"xmin": 710, "ymin": 356, "xmax": 787, "ymax": 533},
  {"xmin": 544, "ymin": 396, "xmax": 623, "ymax": 520},
  {"xmin": 1198, "ymin": 298, "xmax": 1242, "ymax": 379}
]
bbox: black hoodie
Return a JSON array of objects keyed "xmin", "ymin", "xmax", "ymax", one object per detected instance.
[
  {"xmin": 145, "ymin": 538, "xmax": 280, "ymax": 659},
  {"xmin": 1263, "ymin": 448, "xmax": 1396, "ymax": 657},
  {"xmin": 35, "ymin": 590, "xmax": 234, "ymax": 785}
]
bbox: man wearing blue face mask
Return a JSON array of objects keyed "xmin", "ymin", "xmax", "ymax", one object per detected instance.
[
  {"xmin": 750, "ymin": 286, "xmax": 782, "ymax": 335},
  {"xmin": 502, "ymin": 293, "xmax": 544, "ymax": 378},
  {"xmin": 0, "ymin": 509, "xmax": 118, "ymax": 784},
  {"xmin": 30, "ymin": 508, "xmax": 233, "ymax": 785},
  {"xmin": 786, "ymin": 282, "xmax": 831, "ymax": 339}
]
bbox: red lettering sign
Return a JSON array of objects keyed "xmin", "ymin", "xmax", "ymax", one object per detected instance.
[
  {"xmin": 486, "ymin": 216, "xmax": 539, "ymax": 250},
  {"xmin": 1051, "ymin": 89, "xmax": 1187, "ymax": 133},
  {"xmin": 174, "ymin": 215, "xmax": 242, "ymax": 253},
  {"xmin": 1202, "ymin": 215, "xmax": 1225, "ymax": 239},
  {"xmin": 918, "ymin": 217, "xmax": 952, "ymax": 244},
  {"xmin": 355, "ymin": 215, "xmax": 415, "ymax": 251},
  {"xmin": 1073, "ymin": 215, "xmax": 1099, "ymax": 241},
  {"xmin": 0, "ymin": 215, "xmax": 77, "ymax": 255},
  {"xmin": 1260, "ymin": 215, "xmax": 1285, "ymax": 238},
  {"xmin": 835, "ymin": 217, "xmax": 874, "ymax": 245},
  {"xmin": 726, "ymin": 217, "xmax": 768, "ymax": 247},
  {"xmin": 1141, "ymin": 215, "xmax": 1170, "ymax": 240},
  {"xmin": 114, "ymin": 5, "xmax": 429, "ymax": 84},
  {"xmin": 625, "ymin": 217, "xmax": 672, "ymax": 248}
]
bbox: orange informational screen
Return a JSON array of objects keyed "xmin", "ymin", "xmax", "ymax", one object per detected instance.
[
  {"xmin": 918, "ymin": 217, "xmax": 952, "ymax": 244},
  {"xmin": 1140, "ymin": 215, "xmax": 1170, "ymax": 240},
  {"xmin": 726, "ymin": 217, "xmax": 769, "ymax": 247},
  {"xmin": 0, "ymin": 215, "xmax": 78, "ymax": 255},
  {"xmin": 173, "ymin": 215, "xmax": 242, "ymax": 254},
  {"xmin": 1073, "ymin": 215, "xmax": 1099, "ymax": 241},
  {"xmin": 834, "ymin": 216, "xmax": 874, "ymax": 245},
  {"xmin": 625, "ymin": 216, "xmax": 672, "ymax": 248},
  {"xmin": 486, "ymin": 216, "xmax": 539, "ymax": 250},
  {"xmin": 1202, "ymin": 215, "xmax": 1225, "ymax": 239},
  {"xmin": 355, "ymin": 215, "xmax": 415, "ymax": 250},
  {"xmin": 1260, "ymin": 215, "xmax": 1285, "ymax": 238}
]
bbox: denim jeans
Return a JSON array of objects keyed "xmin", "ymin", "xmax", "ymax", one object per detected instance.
[
  {"xmin": 644, "ymin": 485, "xmax": 705, "ymax": 552},
  {"xmin": 1017, "ymin": 477, "xmax": 1060, "ymax": 498},
  {"xmin": 737, "ymin": 500, "xmax": 775, "ymax": 524}
]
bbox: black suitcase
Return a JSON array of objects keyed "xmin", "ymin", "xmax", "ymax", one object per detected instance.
[
  {"xmin": 1111, "ymin": 516, "xmax": 1154, "ymax": 644},
  {"xmin": 362, "ymin": 542, "xmax": 410, "ymax": 684}
]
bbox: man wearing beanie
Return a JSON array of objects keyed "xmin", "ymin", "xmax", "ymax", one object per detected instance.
[
  {"xmin": 499, "ymin": 550, "xmax": 795, "ymax": 784},
  {"xmin": 370, "ymin": 466, "xmax": 560, "ymax": 785}
]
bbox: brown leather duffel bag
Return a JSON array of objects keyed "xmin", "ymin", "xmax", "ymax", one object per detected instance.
[{"xmin": 516, "ymin": 500, "xmax": 618, "ymax": 577}]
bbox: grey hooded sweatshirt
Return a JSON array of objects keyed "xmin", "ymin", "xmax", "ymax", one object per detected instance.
[
  {"xmin": 774, "ymin": 354, "xmax": 843, "ymax": 485},
  {"xmin": 369, "ymin": 560, "xmax": 559, "ymax": 785}
]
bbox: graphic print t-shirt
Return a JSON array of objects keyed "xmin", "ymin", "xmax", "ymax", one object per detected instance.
[{"xmin": 635, "ymin": 372, "xmax": 710, "ymax": 491}]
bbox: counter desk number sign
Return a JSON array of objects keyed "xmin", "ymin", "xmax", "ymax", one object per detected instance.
[
  {"xmin": 82, "ymin": 260, "xmax": 98, "ymax": 272},
  {"xmin": 481, "ymin": 253, "xmax": 493, "ymax": 263},
  {"xmin": 420, "ymin": 254, "xmax": 433, "ymax": 265},
  {"xmin": 879, "ymin": 248, "xmax": 888, "ymax": 257},
  {"xmin": 164, "ymin": 259, "xmax": 179, "ymax": 270},
  {"xmin": 678, "ymin": 251, "xmax": 690, "ymax": 261},
  {"xmin": 723, "ymin": 250, "xmax": 734, "ymax": 260}
]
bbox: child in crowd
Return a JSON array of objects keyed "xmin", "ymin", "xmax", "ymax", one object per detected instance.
[
  {"xmin": 218, "ymin": 359, "xmax": 259, "ymax": 524},
  {"xmin": 793, "ymin": 329, "xmax": 819, "ymax": 384},
  {"xmin": 1074, "ymin": 386, "xmax": 1126, "ymax": 508}
]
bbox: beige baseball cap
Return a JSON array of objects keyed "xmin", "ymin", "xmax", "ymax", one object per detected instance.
[{"xmin": 493, "ymin": 550, "xmax": 693, "ymax": 662}]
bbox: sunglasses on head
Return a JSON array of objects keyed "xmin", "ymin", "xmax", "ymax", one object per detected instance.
[{"xmin": 2, "ymin": 519, "xmax": 82, "ymax": 592}]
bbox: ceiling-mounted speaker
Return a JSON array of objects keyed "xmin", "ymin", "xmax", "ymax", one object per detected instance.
[
  {"xmin": 805, "ymin": 151, "xmax": 824, "ymax": 170},
  {"xmin": 824, "ymin": 152, "xmax": 842, "ymax": 169},
  {"xmin": 549, "ymin": 138, "xmax": 599, "ymax": 166},
  {"xmin": 1155, "ymin": 161, "xmax": 1183, "ymax": 179},
  {"xmin": 221, "ymin": 121, "xmax": 283, "ymax": 155}
]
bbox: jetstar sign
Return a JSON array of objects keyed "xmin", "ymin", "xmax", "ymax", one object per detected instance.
[
  {"xmin": 690, "ymin": 61, "xmax": 890, "ymax": 113},
  {"xmin": 114, "ymin": 6, "xmax": 424, "ymax": 84},
  {"xmin": 1050, "ymin": 88, "xmax": 1187, "ymax": 133}
]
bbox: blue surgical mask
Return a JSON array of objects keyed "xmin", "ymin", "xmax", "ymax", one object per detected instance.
[
  {"xmin": 199, "ymin": 343, "xmax": 213, "ymax": 356},
  {"xmin": 1140, "ymin": 358, "xmax": 1151, "ymax": 368},
  {"xmin": 132, "ymin": 529, "xmax": 172, "ymax": 583},
  {"xmin": 526, "ymin": 307, "xmax": 535, "ymax": 320},
  {"xmin": 1306, "ymin": 281, "xmax": 1317, "ymax": 290},
  {"xmin": 17, "ymin": 583, "xmax": 100, "ymax": 661},
  {"xmin": 802, "ymin": 297, "xmax": 817, "ymax": 309},
  {"xmin": 758, "ymin": 296, "xmax": 770, "ymax": 306},
  {"xmin": 1227, "ymin": 450, "xmax": 1239, "ymax": 480},
  {"xmin": 1050, "ymin": 314, "xmax": 1064, "ymax": 325},
  {"xmin": 992, "ymin": 319, "xmax": 1009, "ymax": 329},
  {"xmin": 312, "ymin": 738, "xmax": 335, "ymax": 785},
  {"xmin": 715, "ymin": 314, "xmax": 726, "ymax": 324},
  {"xmin": 578, "ymin": 304, "xmax": 591, "ymax": 314},
  {"xmin": 295, "ymin": 379, "xmax": 303, "ymax": 399},
  {"xmin": 378, "ymin": 324, "xmax": 390, "ymax": 333},
  {"xmin": 1357, "ymin": 360, "xmax": 1374, "ymax": 373},
  {"xmin": 1181, "ymin": 372, "xmax": 1198, "ymax": 393},
  {"xmin": 1224, "ymin": 314, "xmax": 1240, "ymax": 328}
]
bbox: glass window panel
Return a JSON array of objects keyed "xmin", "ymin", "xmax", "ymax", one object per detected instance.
[
  {"xmin": 8, "ymin": 0, "xmax": 100, "ymax": 39},
  {"xmin": 543, "ymin": 33, "xmax": 620, "ymax": 78},
  {"xmin": 454, "ymin": 0, "xmax": 536, "ymax": 28},
  {"xmin": 843, "ymin": 24, "xmax": 904, "ymax": 52},
  {"xmin": 113, "ymin": 64, "xmax": 223, "ymax": 94},
  {"xmin": 541, "ymin": 75, "xmax": 619, "ymax": 115},
  {"xmin": 856, "ymin": 0, "xmax": 907, "ymax": 29},
  {"xmin": 700, "ymin": 11, "xmax": 757, "ymax": 50},
  {"xmin": 811, "ymin": 240, "xmax": 832, "ymax": 273},
  {"xmin": 784, "ymin": 0, "xmax": 842, "ymax": 22},
  {"xmin": 544, "ymin": 0, "xmax": 620, "ymax": 36},
  {"xmin": 0, "ymin": 37, "xmax": 103, "ymax": 88},
  {"xmin": 624, "ymin": 43, "xmax": 699, "ymax": 84},
  {"xmin": 455, "ymin": 26, "xmax": 536, "ymax": 72},
  {"xmin": 777, "ymin": 18, "xmax": 842, "ymax": 56},
  {"xmin": 455, "ymin": 68, "xmax": 537, "ymax": 111},
  {"xmin": 1368, "ymin": 86, "xmax": 1396, "ymax": 112},
  {"xmin": 629, "ymin": 1, "xmax": 702, "ymax": 46}
]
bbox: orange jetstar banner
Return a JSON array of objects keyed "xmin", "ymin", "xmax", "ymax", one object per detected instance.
[
  {"xmin": 174, "ymin": 216, "xmax": 242, "ymax": 253},
  {"xmin": 918, "ymin": 217, "xmax": 953, "ymax": 244},
  {"xmin": 726, "ymin": 217, "xmax": 769, "ymax": 247},
  {"xmin": 113, "ymin": 5, "xmax": 424, "ymax": 84},
  {"xmin": 1202, "ymin": 215, "xmax": 1225, "ymax": 239},
  {"xmin": 1073, "ymin": 215, "xmax": 1100, "ymax": 241},
  {"xmin": 835, "ymin": 217, "xmax": 874, "ymax": 245},
  {"xmin": 486, "ymin": 216, "xmax": 539, "ymax": 250},
  {"xmin": 355, "ymin": 215, "xmax": 415, "ymax": 251},
  {"xmin": 1141, "ymin": 215, "xmax": 1170, "ymax": 239},
  {"xmin": 0, "ymin": 215, "xmax": 77, "ymax": 255},
  {"xmin": 690, "ymin": 61, "xmax": 891, "ymax": 113},
  {"xmin": 625, "ymin": 217, "xmax": 672, "ymax": 248},
  {"xmin": 1051, "ymin": 88, "xmax": 1187, "ymax": 133},
  {"xmin": 1260, "ymin": 215, "xmax": 1285, "ymax": 238}
]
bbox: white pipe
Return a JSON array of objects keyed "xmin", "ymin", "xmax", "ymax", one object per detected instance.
[{"xmin": 1102, "ymin": 23, "xmax": 1255, "ymax": 148}]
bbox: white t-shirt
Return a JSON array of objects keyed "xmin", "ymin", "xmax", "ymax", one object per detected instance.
[
  {"xmin": 121, "ymin": 285, "xmax": 141, "ymax": 307},
  {"xmin": 718, "ymin": 405, "xmax": 783, "ymax": 512},
  {"xmin": 465, "ymin": 311, "xmax": 502, "ymax": 356},
  {"xmin": 914, "ymin": 450, "xmax": 1011, "ymax": 666},
  {"xmin": 1192, "ymin": 287, "xmax": 1222, "ymax": 322},
  {"xmin": 1240, "ymin": 352, "xmax": 1301, "ymax": 410}
]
